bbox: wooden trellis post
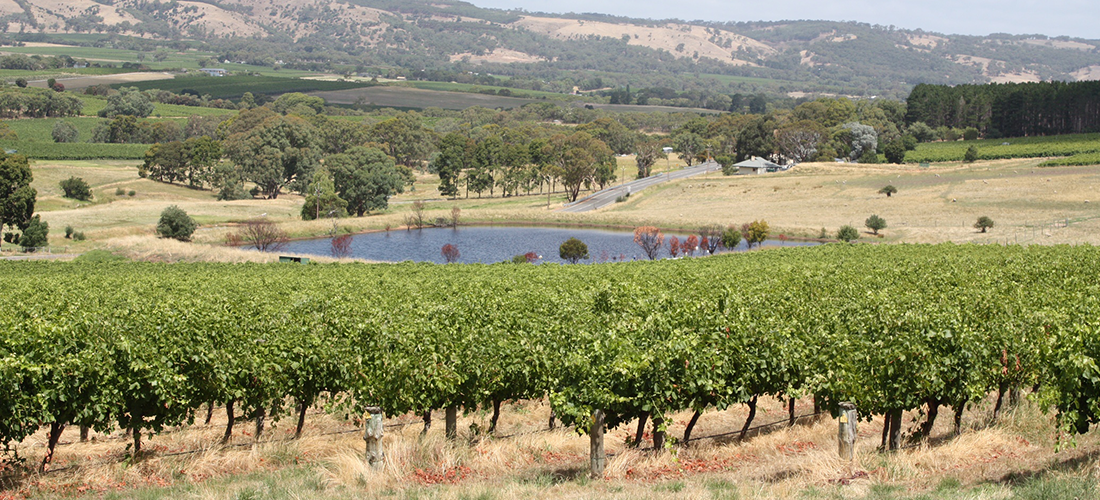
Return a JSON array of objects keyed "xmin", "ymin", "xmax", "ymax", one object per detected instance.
[
  {"xmin": 364, "ymin": 406, "xmax": 384, "ymax": 469},
  {"xmin": 590, "ymin": 410, "xmax": 606, "ymax": 479},
  {"xmin": 837, "ymin": 402, "xmax": 857, "ymax": 460}
]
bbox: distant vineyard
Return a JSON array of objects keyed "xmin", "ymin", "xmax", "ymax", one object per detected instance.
[
  {"xmin": 1038, "ymin": 152, "xmax": 1100, "ymax": 167},
  {"xmin": 115, "ymin": 76, "xmax": 377, "ymax": 100},
  {"xmin": 0, "ymin": 141, "xmax": 146, "ymax": 159},
  {"xmin": 904, "ymin": 133, "xmax": 1100, "ymax": 163},
  {"xmin": 3, "ymin": 244, "xmax": 1100, "ymax": 464}
]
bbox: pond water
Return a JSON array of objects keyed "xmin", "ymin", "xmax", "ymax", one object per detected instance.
[{"xmin": 279, "ymin": 226, "xmax": 819, "ymax": 264}]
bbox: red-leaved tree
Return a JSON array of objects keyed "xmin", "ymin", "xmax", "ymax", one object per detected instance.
[
  {"xmin": 331, "ymin": 234, "xmax": 353, "ymax": 258},
  {"xmin": 683, "ymin": 235, "xmax": 698, "ymax": 257},
  {"xmin": 633, "ymin": 226, "xmax": 664, "ymax": 260},
  {"xmin": 441, "ymin": 243, "xmax": 460, "ymax": 263},
  {"xmin": 668, "ymin": 236, "xmax": 680, "ymax": 258},
  {"xmin": 524, "ymin": 251, "xmax": 539, "ymax": 263}
]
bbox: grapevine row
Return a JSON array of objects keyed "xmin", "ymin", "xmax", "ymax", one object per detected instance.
[{"xmin": 1, "ymin": 243, "xmax": 1098, "ymax": 464}]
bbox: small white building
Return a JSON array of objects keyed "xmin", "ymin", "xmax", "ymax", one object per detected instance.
[
  {"xmin": 199, "ymin": 68, "xmax": 228, "ymax": 77},
  {"xmin": 734, "ymin": 157, "xmax": 787, "ymax": 175}
]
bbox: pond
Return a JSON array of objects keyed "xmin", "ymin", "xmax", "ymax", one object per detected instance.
[{"xmin": 279, "ymin": 225, "xmax": 819, "ymax": 264}]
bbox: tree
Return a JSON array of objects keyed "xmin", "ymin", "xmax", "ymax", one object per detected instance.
[
  {"xmin": 865, "ymin": 214, "xmax": 887, "ymax": 235},
  {"xmin": 0, "ymin": 153, "xmax": 36, "ymax": 251},
  {"xmin": 433, "ymin": 133, "xmax": 473, "ymax": 198},
  {"xmin": 441, "ymin": 243, "xmax": 460, "ymax": 263},
  {"xmin": 237, "ymin": 218, "xmax": 288, "ymax": 251},
  {"xmin": 837, "ymin": 225, "xmax": 860, "ymax": 242},
  {"xmin": 634, "ymin": 139, "xmax": 666, "ymax": 178},
  {"xmin": 59, "ymin": 177, "xmax": 92, "ymax": 201},
  {"xmin": 370, "ymin": 112, "xmax": 438, "ymax": 169},
  {"xmin": 98, "ymin": 87, "xmax": 154, "ymax": 118},
  {"xmin": 974, "ymin": 216, "xmax": 995, "ymax": 233},
  {"xmin": 699, "ymin": 225, "xmax": 723, "ymax": 254},
  {"xmin": 673, "ymin": 132, "xmax": 704, "ymax": 166},
  {"xmin": 18, "ymin": 215, "xmax": 47, "ymax": 250},
  {"xmin": 721, "ymin": 225, "xmax": 741, "ymax": 249},
  {"xmin": 51, "ymin": 121, "xmax": 79, "ymax": 143},
  {"xmin": 223, "ymin": 113, "xmax": 320, "ymax": 199},
  {"xmin": 843, "ymin": 122, "xmax": 878, "ymax": 161},
  {"xmin": 668, "ymin": 236, "xmax": 680, "ymax": 258},
  {"xmin": 328, "ymin": 147, "xmax": 407, "ymax": 216},
  {"xmin": 744, "ymin": 220, "xmax": 769, "ymax": 249},
  {"xmin": 156, "ymin": 205, "xmax": 197, "ymax": 241},
  {"xmin": 775, "ymin": 120, "xmax": 825, "ymax": 163},
  {"xmin": 300, "ymin": 168, "xmax": 348, "ymax": 221},
  {"xmin": 683, "ymin": 235, "xmax": 698, "ymax": 257},
  {"xmin": 633, "ymin": 226, "xmax": 664, "ymax": 260},
  {"xmin": 331, "ymin": 234, "xmax": 353, "ymax": 258},
  {"xmin": 964, "ymin": 145, "xmax": 979, "ymax": 163},
  {"xmin": 878, "ymin": 185, "xmax": 898, "ymax": 197},
  {"xmin": 735, "ymin": 116, "xmax": 776, "ymax": 162},
  {"xmin": 559, "ymin": 237, "xmax": 589, "ymax": 263},
  {"xmin": 14, "ymin": 78, "xmax": 26, "ymax": 88},
  {"xmin": 882, "ymin": 140, "xmax": 906, "ymax": 164},
  {"xmin": 549, "ymin": 132, "xmax": 614, "ymax": 203}
]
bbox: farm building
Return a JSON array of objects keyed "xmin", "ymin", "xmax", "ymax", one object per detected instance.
[
  {"xmin": 734, "ymin": 157, "xmax": 787, "ymax": 175},
  {"xmin": 199, "ymin": 68, "xmax": 228, "ymax": 77}
]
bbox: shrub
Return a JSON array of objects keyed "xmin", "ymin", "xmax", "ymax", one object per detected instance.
[
  {"xmin": 59, "ymin": 176, "xmax": 92, "ymax": 201},
  {"xmin": 837, "ymin": 225, "xmax": 859, "ymax": 242},
  {"xmin": 73, "ymin": 231, "xmax": 85, "ymax": 241},
  {"xmin": 237, "ymin": 219, "xmax": 287, "ymax": 251},
  {"xmin": 115, "ymin": 187, "xmax": 126, "ymax": 196},
  {"xmin": 559, "ymin": 237, "xmax": 588, "ymax": 263},
  {"xmin": 52, "ymin": 121, "xmax": 79, "ymax": 143},
  {"xmin": 128, "ymin": 190, "xmax": 136, "ymax": 197},
  {"xmin": 65, "ymin": 225, "xmax": 74, "ymax": 239},
  {"xmin": 156, "ymin": 205, "xmax": 197, "ymax": 241},
  {"xmin": 14, "ymin": 78, "xmax": 26, "ymax": 88},
  {"xmin": 964, "ymin": 145, "xmax": 979, "ymax": 163},
  {"xmin": 883, "ymin": 140, "xmax": 906, "ymax": 164},
  {"xmin": 974, "ymin": 216, "xmax": 995, "ymax": 233},
  {"xmin": 19, "ymin": 215, "xmax": 48, "ymax": 250},
  {"xmin": 865, "ymin": 214, "xmax": 887, "ymax": 235},
  {"xmin": 721, "ymin": 225, "xmax": 742, "ymax": 249}
]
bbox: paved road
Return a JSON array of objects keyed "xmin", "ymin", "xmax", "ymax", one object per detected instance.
[{"xmin": 560, "ymin": 160, "xmax": 722, "ymax": 213}]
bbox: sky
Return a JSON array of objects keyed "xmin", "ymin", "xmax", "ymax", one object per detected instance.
[{"xmin": 468, "ymin": 0, "xmax": 1098, "ymax": 39}]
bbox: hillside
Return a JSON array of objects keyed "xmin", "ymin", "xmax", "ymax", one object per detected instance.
[{"xmin": 1, "ymin": 0, "xmax": 1100, "ymax": 98}]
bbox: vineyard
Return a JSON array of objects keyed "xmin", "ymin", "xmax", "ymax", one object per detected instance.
[
  {"xmin": 1039, "ymin": 152, "xmax": 1100, "ymax": 167},
  {"xmin": 1, "ymin": 243, "xmax": 1099, "ymax": 479},
  {"xmin": 116, "ymin": 76, "xmax": 377, "ymax": 100},
  {"xmin": 904, "ymin": 133, "xmax": 1100, "ymax": 163},
  {"xmin": 0, "ymin": 141, "xmax": 147, "ymax": 160}
]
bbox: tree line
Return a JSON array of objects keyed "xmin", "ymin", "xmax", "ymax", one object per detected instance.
[{"xmin": 905, "ymin": 81, "xmax": 1100, "ymax": 138}]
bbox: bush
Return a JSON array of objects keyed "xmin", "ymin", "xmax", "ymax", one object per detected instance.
[
  {"xmin": 59, "ymin": 176, "xmax": 92, "ymax": 201},
  {"xmin": 65, "ymin": 225, "xmax": 74, "ymax": 238},
  {"xmin": 156, "ymin": 205, "xmax": 197, "ymax": 241},
  {"xmin": 128, "ymin": 190, "xmax": 136, "ymax": 197},
  {"xmin": 19, "ymin": 215, "xmax": 48, "ymax": 250},
  {"xmin": 962, "ymin": 127, "xmax": 980, "ymax": 141},
  {"xmin": 115, "ymin": 187, "xmax": 126, "ymax": 196},
  {"xmin": 721, "ymin": 225, "xmax": 742, "ymax": 249},
  {"xmin": 858, "ymin": 147, "xmax": 881, "ymax": 164},
  {"xmin": 865, "ymin": 214, "xmax": 887, "ymax": 235},
  {"xmin": 883, "ymin": 140, "xmax": 906, "ymax": 164},
  {"xmin": 73, "ymin": 231, "xmax": 86, "ymax": 241},
  {"xmin": 14, "ymin": 78, "xmax": 26, "ymax": 88},
  {"xmin": 52, "ymin": 121, "xmax": 79, "ymax": 143},
  {"xmin": 964, "ymin": 145, "xmax": 979, "ymax": 163},
  {"xmin": 559, "ymin": 237, "xmax": 589, "ymax": 264},
  {"xmin": 837, "ymin": 225, "xmax": 860, "ymax": 242},
  {"xmin": 974, "ymin": 216, "xmax": 995, "ymax": 233}
]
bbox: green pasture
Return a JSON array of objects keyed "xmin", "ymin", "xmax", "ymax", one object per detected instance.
[{"xmin": 115, "ymin": 75, "xmax": 374, "ymax": 99}]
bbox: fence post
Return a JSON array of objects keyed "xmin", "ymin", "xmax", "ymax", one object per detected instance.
[
  {"xmin": 445, "ymin": 406, "xmax": 457, "ymax": 440},
  {"xmin": 363, "ymin": 406, "xmax": 384, "ymax": 469},
  {"xmin": 837, "ymin": 402, "xmax": 857, "ymax": 460},
  {"xmin": 590, "ymin": 410, "xmax": 606, "ymax": 479}
]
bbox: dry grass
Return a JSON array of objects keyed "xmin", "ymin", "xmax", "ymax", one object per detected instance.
[
  {"xmin": 6, "ymin": 396, "xmax": 1099, "ymax": 499},
  {"xmin": 26, "ymin": 156, "xmax": 1100, "ymax": 263}
]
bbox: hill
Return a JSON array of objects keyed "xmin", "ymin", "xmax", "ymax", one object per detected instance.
[{"xmin": 2, "ymin": 0, "xmax": 1100, "ymax": 100}]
